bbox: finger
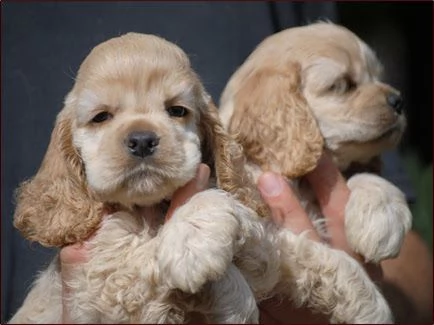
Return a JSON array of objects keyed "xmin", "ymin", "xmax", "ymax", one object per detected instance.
[
  {"xmin": 365, "ymin": 262, "xmax": 384, "ymax": 283},
  {"xmin": 60, "ymin": 243, "xmax": 89, "ymax": 289},
  {"xmin": 305, "ymin": 152, "xmax": 350, "ymax": 222},
  {"xmin": 258, "ymin": 172, "xmax": 321, "ymax": 242},
  {"xmin": 305, "ymin": 152, "xmax": 357, "ymax": 257},
  {"xmin": 306, "ymin": 153, "xmax": 388, "ymax": 274},
  {"xmin": 60, "ymin": 243, "xmax": 89, "ymax": 323},
  {"xmin": 259, "ymin": 297, "xmax": 329, "ymax": 323},
  {"xmin": 165, "ymin": 163, "xmax": 210, "ymax": 221},
  {"xmin": 60, "ymin": 243, "xmax": 89, "ymax": 267}
]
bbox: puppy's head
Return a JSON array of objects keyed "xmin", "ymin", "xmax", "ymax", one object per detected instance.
[
  {"xmin": 220, "ymin": 22, "xmax": 405, "ymax": 176},
  {"xmin": 14, "ymin": 33, "xmax": 237, "ymax": 247}
]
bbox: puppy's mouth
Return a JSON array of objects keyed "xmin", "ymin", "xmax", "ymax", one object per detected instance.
[
  {"xmin": 125, "ymin": 167, "xmax": 155, "ymax": 180},
  {"xmin": 350, "ymin": 121, "xmax": 403, "ymax": 145},
  {"xmin": 371, "ymin": 124, "xmax": 401, "ymax": 142},
  {"xmin": 337, "ymin": 122, "xmax": 403, "ymax": 160}
]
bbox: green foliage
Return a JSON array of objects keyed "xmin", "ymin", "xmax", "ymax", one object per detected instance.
[{"xmin": 402, "ymin": 151, "xmax": 433, "ymax": 250}]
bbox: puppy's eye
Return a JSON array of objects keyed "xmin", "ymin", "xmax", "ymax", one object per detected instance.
[
  {"xmin": 166, "ymin": 106, "xmax": 188, "ymax": 117},
  {"xmin": 91, "ymin": 111, "xmax": 113, "ymax": 123},
  {"xmin": 328, "ymin": 77, "xmax": 356, "ymax": 94}
]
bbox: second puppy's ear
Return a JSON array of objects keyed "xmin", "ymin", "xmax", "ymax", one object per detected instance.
[
  {"xmin": 228, "ymin": 63, "xmax": 324, "ymax": 178},
  {"xmin": 199, "ymin": 94, "xmax": 269, "ymax": 217}
]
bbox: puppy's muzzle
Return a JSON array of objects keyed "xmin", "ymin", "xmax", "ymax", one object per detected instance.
[
  {"xmin": 386, "ymin": 92, "xmax": 403, "ymax": 114},
  {"xmin": 126, "ymin": 131, "xmax": 160, "ymax": 158}
]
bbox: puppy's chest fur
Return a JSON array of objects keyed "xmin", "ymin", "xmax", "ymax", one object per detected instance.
[{"xmin": 64, "ymin": 204, "xmax": 172, "ymax": 323}]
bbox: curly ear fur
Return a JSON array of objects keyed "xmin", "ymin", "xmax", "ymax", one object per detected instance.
[
  {"xmin": 228, "ymin": 63, "xmax": 324, "ymax": 178},
  {"xmin": 199, "ymin": 99, "xmax": 269, "ymax": 217},
  {"xmin": 13, "ymin": 107, "xmax": 104, "ymax": 247}
]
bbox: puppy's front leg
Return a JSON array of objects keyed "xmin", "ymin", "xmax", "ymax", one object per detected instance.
[
  {"xmin": 157, "ymin": 189, "xmax": 249, "ymax": 294},
  {"xmin": 345, "ymin": 173, "xmax": 412, "ymax": 263},
  {"xmin": 8, "ymin": 257, "xmax": 63, "ymax": 324},
  {"xmin": 202, "ymin": 264, "xmax": 259, "ymax": 324},
  {"xmin": 277, "ymin": 229, "xmax": 393, "ymax": 324}
]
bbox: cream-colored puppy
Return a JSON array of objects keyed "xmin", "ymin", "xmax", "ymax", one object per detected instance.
[
  {"xmin": 10, "ymin": 33, "xmax": 260, "ymax": 324},
  {"xmin": 220, "ymin": 21, "xmax": 411, "ymax": 276}
]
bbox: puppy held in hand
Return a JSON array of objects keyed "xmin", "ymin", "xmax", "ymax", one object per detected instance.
[
  {"xmin": 220, "ymin": 22, "xmax": 412, "ymax": 265},
  {"xmin": 10, "ymin": 33, "xmax": 259, "ymax": 324},
  {"xmin": 215, "ymin": 22, "xmax": 414, "ymax": 323}
]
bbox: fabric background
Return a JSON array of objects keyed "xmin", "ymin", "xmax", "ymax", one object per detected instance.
[{"xmin": 2, "ymin": 2, "xmax": 426, "ymax": 321}]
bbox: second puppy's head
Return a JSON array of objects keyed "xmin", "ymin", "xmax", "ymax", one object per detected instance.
[{"xmin": 220, "ymin": 22, "xmax": 406, "ymax": 176}]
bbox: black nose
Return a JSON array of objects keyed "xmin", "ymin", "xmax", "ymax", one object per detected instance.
[
  {"xmin": 386, "ymin": 93, "xmax": 403, "ymax": 114},
  {"xmin": 126, "ymin": 131, "xmax": 159, "ymax": 158}
]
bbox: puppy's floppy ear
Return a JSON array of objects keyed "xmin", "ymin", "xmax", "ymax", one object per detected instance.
[
  {"xmin": 13, "ymin": 103, "xmax": 104, "ymax": 247},
  {"xmin": 199, "ymin": 94, "xmax": 269, "ymax": 217},
  {"xmin": 228, "ymin": 63, "xmax": 324, "ymax": 178}
]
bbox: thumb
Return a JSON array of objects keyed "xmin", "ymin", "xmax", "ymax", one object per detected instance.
[{"xmin": 165, "ymin": 163, "xmax": 210, "ymax": 221}]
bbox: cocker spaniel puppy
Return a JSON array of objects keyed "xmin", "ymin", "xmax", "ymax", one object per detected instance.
[
  {"xmin": 9, "ymin": 33, "xmax": 261, "ymax": 324},
  {"xmin": 219, "ymin": 21, "xmax": 412, "ymax": 319}
]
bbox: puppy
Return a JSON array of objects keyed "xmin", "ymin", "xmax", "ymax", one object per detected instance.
[
  {"xmin": 9, "ymin": 32, "xmax": 260, "ymax": 324},
  {"xmin": 219, "ymin": 22, "xmax": 412, "ymax": 320}
]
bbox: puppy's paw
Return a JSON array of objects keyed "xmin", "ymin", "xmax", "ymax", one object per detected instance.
[
  {"xmin": 157, "ymin": 190, "xmax": 242, "ymax": 293},
  {"xmin": 278, "ymin": 230, "xmax": 393, "ymax": 323},
  {"xmin": 205, "ymin": 264, "xmax": 259, "ymax": 324},
  {"xmin": 345, "ymin": 173, "xmax": 412, "ymax": 263}
]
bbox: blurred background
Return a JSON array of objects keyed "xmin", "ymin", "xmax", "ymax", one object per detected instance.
[
  {"xmin": 338, "ymin": 3, "xmax": 432, "ymax": 250},
  {"xmin": 2, "ymin": 2, "xmax": 432, "ymax": 323}
]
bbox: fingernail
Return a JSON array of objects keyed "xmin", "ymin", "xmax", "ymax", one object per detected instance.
[
  {"xmin": 196, "ymin": 164, "xmax": 210, "ymax": 189},
  {"xmin": 259, "ymin": 172, "xmax": 283, "ymax": 197}
]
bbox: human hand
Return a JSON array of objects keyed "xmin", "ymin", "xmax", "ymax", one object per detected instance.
[
  {"xmin": 59, "ymin": 163, "xmax": 210, "ymax": 323},
  {"xmin": 257, "ymin": 152, "xmax": 383, "ymax": 323}
]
